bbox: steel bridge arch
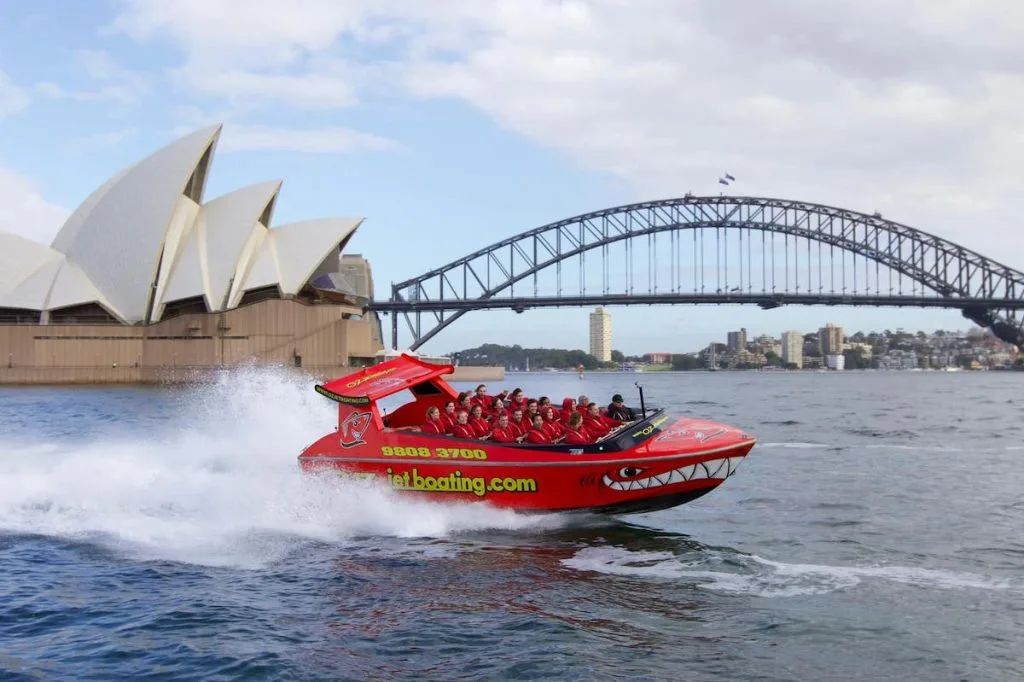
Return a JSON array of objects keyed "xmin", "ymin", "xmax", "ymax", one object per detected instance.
[{"xmin": 378, "ymin": 196, "xmax": 1024, "ymax": 350}]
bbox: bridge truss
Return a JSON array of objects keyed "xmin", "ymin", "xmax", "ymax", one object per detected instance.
[{"xmin": 370, "ymin": 196, "xmax": 1024, "ymax": 351}]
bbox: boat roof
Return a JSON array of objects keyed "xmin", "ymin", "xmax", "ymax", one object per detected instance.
[{"xmin": 317, "ymin": 353, "xmax": 455, "ymax": 404}]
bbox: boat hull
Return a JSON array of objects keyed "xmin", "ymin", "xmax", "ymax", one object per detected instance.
[{"xmin": 299, "ymin": 414, "xmax": 755, "ymax": 515}]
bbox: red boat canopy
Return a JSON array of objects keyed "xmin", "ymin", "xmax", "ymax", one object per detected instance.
[{"xmin": 316, "ymin": 354, "xmax": 455, "ymax": 404}]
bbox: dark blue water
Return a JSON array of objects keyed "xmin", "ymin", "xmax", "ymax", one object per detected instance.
[{"xmin": 1, "ymin": 368, "xmax": 1021, "ymax": 681}]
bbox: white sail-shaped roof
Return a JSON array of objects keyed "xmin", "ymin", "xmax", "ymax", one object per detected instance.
[
  {"xmin": 233, "ymin": 218, "xmax": 363, "ymax": 301},
  {"xmin": 45, "ymin": 260, "xmax": 115, "ymax": 313},
  {"xmin": 3, "ymin": 123, "xmax": 366, "ymax": 325},
  {"xmin": 49, "ymin": 125, "xmax": 222, "ymax": 322},
  {"xmin": 272, "ymin": 218, "xmax": 362, "ymax": 295},
  {"xmin": 0, "ymin": 233, "xmax": 63, "ymax": 310}
]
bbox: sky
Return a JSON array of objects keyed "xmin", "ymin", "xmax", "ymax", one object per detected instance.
[{"xmin": 1, "ymin": 0, "xmax": 1023, "ymax": 356}]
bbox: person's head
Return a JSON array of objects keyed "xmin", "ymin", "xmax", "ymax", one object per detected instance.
[
  {"xmin": 497, "ymin": 413, "xmax": 509, "ymax": 427},
  {"xmin": 426, "ymin": 406, "xmax": 440, "ymax": 421},
  {"xmin": 526, "ymin": 399, "xmax": 538, "ymax": 413},
  {"xmin": 532, "ymin": 414, "xmax": 545, "ymax": 429},
  {"xmin": 491, "ymin": 396, "xmax": 504, "ymax": 409},
  {"xmin": 562, "ymin": 397, "xmax": 576, "ymax": 411},
  {"xmin": 568, "ymin": 412, "xmax": 583, "ymax": 429},
  {"xmin": 512, "ymin": 408, "xmax": 523, "ymax": 422},
  {"xmin": 543, "ymin": 406, "xmax": 556, "ymax": 421},
  {"xmin": 587, "ymin": 402, "xmax": 600, "ymax": 416},
  {"xmin": 611, "ymin": 393, "xmax": 624, "ymax": 406},
  {"xmin": 475, "ymin": 384, "xmax": 488, "ymax": 398},
  {"xmin": 538, "ymin": 396, "xmax": 550, "ymax": 408},
  {"xmin": 460, "ymin": 393, "xmax": 473, "ymax": 409},
  {"xmin": 511, "ymin": 388, "xmax": 524, "ymax": 402},
  {"xmin": 471, "ymin": 404, "xmax": 483, "ymax": 418},
  {"xmin": 456, "ymin": 410, "xmax": 469, "ymax": 424},
  {"xmin": 578, "ymin": 395, "xmax": 589, "ymax": 407},
  {"xmin": 443, "ymin": 400, "xmax": 455, "ymax": 413}
]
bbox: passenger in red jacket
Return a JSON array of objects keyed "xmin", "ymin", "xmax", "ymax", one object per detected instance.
[
  {"xmin": 488, "ymin": 396, "xmax": 507, "ymax": 419},
  {"xmin": 457, "ymin": 392, "xmax": 474, "ymax": 415},
  {"xmin": 468, "ymin": 404, "xmax": 491, "ymax": 437},
  {"xmin": 439, "ymin": 401, "xmax": 457, "ymax": 433},
  {"xmin": 450, "ymin": 410, "xmax": 478, "ymax": 439},
  {"xmin": 562, "ymin": 412, "xmax": 592, "ymax": 445},
  {"xmin": 559, "ymin": 397, "xmax": 576, "ymax": 422},
  {"xmin": 506, "ymin": 388, "xmax": 527, "ymax": 413},
  {"xmin": 524, "ymin": 399, "xmax": 540, "ymax": 423},
  {"xmin": 524, "ymin": 414, "xmax": 553, "ymax": 444},
  {"xmin": 422, "ymin": 406, "xmax": 446, "ymax": 435},
  {"xmin": 470, "ymin": 384, "xmax": 490, "ymax": 412},
  {"xmin": 489, "ymin": 413, "xmax": 522, "ymax": 443},
  {"xmin": 583, "ymin": 402, "xmax": 622, "ymax": 438},
  {"xmin": 511, "ymin": 408, "xmax": 529, "ymax": 436},
  {"xmin": 541, "ymin": 406, "xmax": 566, "ymax": 440}
]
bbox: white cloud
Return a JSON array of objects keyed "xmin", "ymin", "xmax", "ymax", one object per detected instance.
[
  {"xmin": 0, "ymin": 70, "xmax": 30, "ymax": 117},
  {"xmin": 62, "ymin": 128, "xmax": 139, "ymax": 154},
  {"xmin": 109, "ymin": 0, "xmax": 1024, "ymax": 266},
  {"xmin": 217, "ymin": 123, "xmax": 403, "ymax": 153},
  {"xmin": 33, "ymin": 50, "xmax": 150, "ymax": 106},
  {"xmin": 0, "ymin": 167, "xmax": 70, "ymax": 243}
]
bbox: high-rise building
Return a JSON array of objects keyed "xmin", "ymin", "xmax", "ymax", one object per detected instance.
[
  {"xmin": 589, "ymin": 307, "xmax": 612, "ymax": 361},
  {"xmin": 781, "ymin": 330, "xmax": 804, "ymax": 368},
  {"xmin": 818, "ymin": 323, "xmax": 844, "ymax": 356},
  {"xmin": 727, "ymin": 328, "xmax": 748, "ymax": 351}
]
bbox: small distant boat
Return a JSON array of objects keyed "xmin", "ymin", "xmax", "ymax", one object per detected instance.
[{"xmin": 577, "ymin": 364, "xmax": 585, "ymax": 379}]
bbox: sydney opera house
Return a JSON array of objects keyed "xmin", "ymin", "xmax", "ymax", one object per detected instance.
[{"xmin": 0, "ymin": 124, "xmax": 384, "ymax": 384}]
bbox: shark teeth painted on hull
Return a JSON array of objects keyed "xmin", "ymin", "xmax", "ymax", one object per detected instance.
[{"xmin": 601, "ymin": 456, "xmax": 744, "ymax": 492}]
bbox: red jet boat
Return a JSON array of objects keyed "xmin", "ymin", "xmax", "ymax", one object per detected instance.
[{"xmin": 298, "ymin": 354, "xmax": 756, "ymax": 515}]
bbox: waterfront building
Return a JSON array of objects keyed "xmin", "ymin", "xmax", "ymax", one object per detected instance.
[
  {"xmin": 0, "ymin": 124, "xmax": 383, "ymax": 384},
  {"xmin": 781, "ymin": 330, "xmax": 804, "ymax": 368},
  {"xmin": 727, "ymin": 328, "xmax": 748, "ymax": 351},
  {"xmin": 818, "ymin": 323, "xmax": 844, "ymax": 355},
  {"xmin": 826, "ymin": 354, "xmax": 845, "ymax": 370},
  {"xmin": 643, "ymin": 352, "xmax": 672, "ymax": 364},
  {"xmin": 878, "ymin": 350, "xmax": 919, "ymax": 370},
  {"xmin": 589, "ymin": 306, "xmax": 612, "ymax": 362}
]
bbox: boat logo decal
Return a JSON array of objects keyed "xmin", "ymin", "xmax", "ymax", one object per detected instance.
[
  {"xmin": 315, "ymin": 384, "xmax": 370, "ymax": 406},
  {"xmin": 339, "ymin": 411, "xmax": 373, "ymax": 448},
  {"xmin": 346, "ymin": 367, "xmax": 396, "ymax": 389},
  {"xmin": 601, "ymin": 457, "xmax": 743, "ymax": 491},
  {"xmin": 369, "ymin": 376, "xmax": 404, "ymax": 390},
  {"xmin": 630, "ymin": 415, "xmax": 669, "ymax": 439},
  {"xmin": 654, "ymin": 427, "xmax": 728, "ymax": 444}
]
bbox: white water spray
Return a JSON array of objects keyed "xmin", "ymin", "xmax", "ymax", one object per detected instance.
[{"xmin": 0, "ymin": 367, "xmax": 564, "ymax": 568}]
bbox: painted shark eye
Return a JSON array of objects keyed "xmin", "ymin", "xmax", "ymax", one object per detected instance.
[{"xmin": 618, "ymin": 466, "xmax": 644, "ymax": 478}]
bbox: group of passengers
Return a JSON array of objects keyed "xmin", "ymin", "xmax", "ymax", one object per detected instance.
[{"xmin": 421, "ymin": 384, "xmax": 638, "ymax": 446}]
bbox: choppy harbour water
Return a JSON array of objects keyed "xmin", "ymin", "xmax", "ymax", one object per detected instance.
[{"xmin": 0, "ymin": 369, "xmax": 1021, "ymax": 681}]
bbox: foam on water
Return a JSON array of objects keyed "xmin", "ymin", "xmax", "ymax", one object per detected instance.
[
  {"xmin": 561, "ymin": 546, "xmax": 1018, "ymax": 598},
  {"xmin": 0, "ymin": 367, "xmax": 565, "ymax": 568}
]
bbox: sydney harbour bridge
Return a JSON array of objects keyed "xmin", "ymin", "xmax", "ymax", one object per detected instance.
[{"xmin": 368, "ymin": 196, "xmax": 1024, "ymax": 352}]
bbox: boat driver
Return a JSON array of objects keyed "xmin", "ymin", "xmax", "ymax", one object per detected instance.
[{"xmin": 606, "ymin": 394, "xmax": 637, "ymax": 421}]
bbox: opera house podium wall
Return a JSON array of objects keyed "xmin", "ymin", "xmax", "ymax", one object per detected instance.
[
  {"xmin": 0, "ymin": 123, "xmax": 388, "ymax": 385},
  {"xmin": 0, "ymin": 299, "xmax": 383, "ymax": 385}
]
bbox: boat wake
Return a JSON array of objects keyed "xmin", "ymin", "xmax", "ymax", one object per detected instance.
[
  {"xmin": 0, "ymin": 367, "xmax": 566, "ymax": 569},
  {"xmin": 560, "ymin": 546, "xmax": 1020, "ymax": 597}
]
